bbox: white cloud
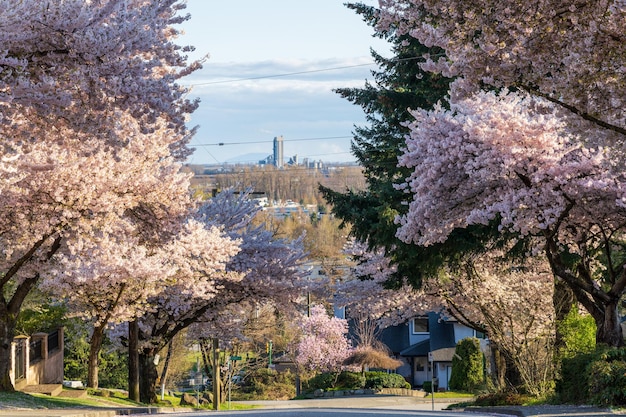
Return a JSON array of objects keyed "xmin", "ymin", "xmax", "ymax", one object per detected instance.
[
  {"xmin": 182, "ymin": 57, "xmax": 377, "ymax": 165},
  {"xmin": 177, "ymin": 0, "xmax": 392, "ymax": 166}
]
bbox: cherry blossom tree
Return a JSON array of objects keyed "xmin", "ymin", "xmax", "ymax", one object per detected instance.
[
  {"xmin": 0, "ymin": 0, "xmax": 202, "ymax": 149},
  {"xmin": 376, "ymin": 0, "xmax": 626, "ymax": 139},
  {"xmin": 377, "ymin": 0, "xmax": 626, "ymax": 347},
  {"xmin": 337, "ymin": 238, "xmax": 555, "ymax": 393},
  {"xmin": 437, "ymin": 251, "xmax": 555, "ymax": 395},
  {"xmin": 43, "ymin": 214, "xmax": 239, "ymax": 390},
  {"xmin": 43, "ymin": 220, "xmax": 174, "ymax": 389},
  {"xmin": 131, "ymin": 188, "xmax": 309, "ymax": 403},
  {"xmin": 0, "ymin": 117, "xmax": 195, "ymax": 391},
  {"xmin": 394, "ymin": 88, "xmax": 626, "ymax": 347},
  {"xmin": 295, "ymin": 305, "xmax": 353, "ymax": 375},
  {"xmin": 0, "ymin": 0, "xmax": 201, "ymax": 391},
  {"xmin": 335, "ymin": 240, "xmax": 432, "ymax": 330}
]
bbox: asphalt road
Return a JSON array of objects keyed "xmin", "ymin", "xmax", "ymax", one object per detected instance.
[
  {"xmin": 146, "ymin": 396, "xmax": 484, "ymax": 417},
  {"xmin": 174, "ymin": 410, "xmax": 483, "ymax": 417}
]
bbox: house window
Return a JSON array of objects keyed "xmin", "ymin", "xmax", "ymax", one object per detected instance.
[{"xmin": 412, "ymin": 317, "xmax": 429, "ymax": 334}]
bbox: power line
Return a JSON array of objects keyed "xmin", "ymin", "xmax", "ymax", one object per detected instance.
[
  {"xmin": 192, "ymin": 135, "xmax": 353, "ymax": 147},
  {"xmin": 188, "ymin": 152, "xmax": 356, "ymax": 167},
  {"xmin": 183, "ymin": 56, "xmax": 425, "ymax": 87},
  {"xmin": 187, "ymin": 63, "xmax": 375, "ymax": 86}
]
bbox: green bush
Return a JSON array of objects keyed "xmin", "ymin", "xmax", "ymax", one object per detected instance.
[
  {"xmin": 557, "ymin": 346, "xmax": 626, "ymax": 406},
  {"xmin": 303, "ymin": 372, "xmax": 337, "ymax": 391},
  {"xmin": 364, "ymin": 371, "xmax": 410, "ymax": 390},
  {"xmin": 587, "ymin": 348, "xmax": 626, "ymax": 406},
  {"xmin": 422, "ymin": 381, "xmax": 438, "ymax": 393},
  {"xmin": 473, "ymin": 391, "xmax": 530, "ymax": 406},
  {"xmin": 304, "ymin": 371, "xmax": 408, "ymax": 393},
  {"xmin": 448, "ymin": 337, "xmax": 484, "ymax": 392},
  {"xmin": 556, "ymin": 350, "xmax": 595, "ymax": 403},
  {"xmin": 237, "ymin": 368, "xmax": 295, "ymax": 400},
  {"xmin": 337, "ymin": 371, "xmax": 365, "ymax": 389}
]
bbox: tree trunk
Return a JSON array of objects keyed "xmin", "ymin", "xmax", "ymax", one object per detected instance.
[
  {"xmin": 490, "ymin": 345, "xmax": 506, "ymax": 391},
  {"xmin": 212, "ymin": 338, "xmax": 221, "ymax": 411},
  {"xmin": 87, "ymin": 324, "xmax": 106, "ymax": 389},
  {"xmin": 553, "ymin": 279, "xmax": 575, "ymax": 353},
  {"xmin": 596, "ymin": 299, "xmax": 624, "ymax": 347},
  {"xmin": 128, "ymin": 320, "xmax": 140, "ymax": 402},
  {"xmin": 159, "ymin": 339, "xmax": 174, "ymax": 399},
  {"xmin": 139, "ymin": 348, "xmax": 158, "ymax": 404},
  {"xmin": 0, "ymin": 304, "xmax": 17, "ymax": 392}
]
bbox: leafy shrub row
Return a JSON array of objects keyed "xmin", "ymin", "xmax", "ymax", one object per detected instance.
[{"xmin": 304, "ymin": 371, "xmax": 408, "ymax": 392}]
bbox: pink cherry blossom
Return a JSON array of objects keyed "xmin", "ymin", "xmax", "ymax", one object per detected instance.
[{"xmin": 294, "ymin": 305, "xmax": 353, "ymax": 373}]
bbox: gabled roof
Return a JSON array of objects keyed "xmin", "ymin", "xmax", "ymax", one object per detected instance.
[
  {"xmin": 428, "ymin": 313, "xmax": 456, "ymax": 350},
  {"xmin": 400, "ymin": 338, "xmax": 430, "ymax": 357},
  {"xmin": 379, "ymin": 324, "xmax": 410, "ymax": 353}
]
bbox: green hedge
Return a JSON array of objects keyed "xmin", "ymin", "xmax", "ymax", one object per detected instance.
[
  {"xmin": 557, "ymin": 346, "xmax": 626, "ymax": 406},
  {"xmin": 304, "ymin": 371, "xmax": 408, "ymax": 392},
  {"xmin": 364, "ymin": 371, "xmax": 410, "ymax": 390},
  {"xmin": 304, "ymin": 372, "xmax": 339, "ymax": 391}
]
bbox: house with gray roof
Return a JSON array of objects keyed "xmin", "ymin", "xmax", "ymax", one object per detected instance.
[{"xmin": 379, "ymin": 312, "xmax": 487, "ymax": 390}]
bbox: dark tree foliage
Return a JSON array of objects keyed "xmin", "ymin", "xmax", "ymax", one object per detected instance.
[{"xmin": 319, "ymin": 2, "xmax": 503, "ymax": 288}]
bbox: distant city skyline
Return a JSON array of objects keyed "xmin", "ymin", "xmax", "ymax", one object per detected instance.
[{"xmin": 190, "ymin": 134, "xmax": 355, "ymax": 167}]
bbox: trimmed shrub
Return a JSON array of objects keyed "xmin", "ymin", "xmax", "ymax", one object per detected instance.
[
  {"xmin": 303, "ymin": 372, "xmax": 337, "ymax": 391},
  {"xmin": 448, "ymin": 337, "xmax": 484, "ymax": 392},
  {"xmin": 364, "ymin": 371, "xmax": 410, "ymax": 390},
  {"xmin": 238, "ymin": 368, "xmax": 295, "ymax": 400},
  {"xmin": 422, "ymin": 380, "xmax": 437, "ymax": 393},
  {"xmin": 337, "ymin": 371, "xmax": 365, "ymax": 389}
]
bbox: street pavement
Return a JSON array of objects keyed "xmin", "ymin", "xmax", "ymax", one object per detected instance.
[{"xmin": 0, "ymin": 395, "xmax": 623, "ymax": 417}]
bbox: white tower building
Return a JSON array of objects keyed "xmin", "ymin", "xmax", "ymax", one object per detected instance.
[{"xmin": 273, "ymin": 135, "xmax": 284, "ymax": 168}]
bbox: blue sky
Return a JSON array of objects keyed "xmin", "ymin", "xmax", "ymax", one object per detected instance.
[{"xmin": 178, "ymin": 1, "xmax": 391, "ymax": 165}]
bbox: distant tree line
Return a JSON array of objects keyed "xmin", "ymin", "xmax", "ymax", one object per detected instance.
[{"xmin": 186, "ymin": 164, "xmax": 366, "ymax": 207}]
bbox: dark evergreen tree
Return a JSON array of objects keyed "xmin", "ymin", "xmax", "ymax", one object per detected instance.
[
  {"xmin": 448, "ymin": 337, "xmax": 485, "ymax": 392},
  {"xmin": 320, "ymin": 3, "xmax": 499, "ymax": 288}
]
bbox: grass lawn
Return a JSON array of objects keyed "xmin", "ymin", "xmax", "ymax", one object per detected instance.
[
  {"xmin": 425, "ymin": 391, "xmax": 475, "ymax": 399},
  {"xmin": 0, "ymin": 389, "xmax": 257, "ymax": 411},
  {"xmin": 0, "ymin": 391, "xmax": 117, "ymax": 409}
]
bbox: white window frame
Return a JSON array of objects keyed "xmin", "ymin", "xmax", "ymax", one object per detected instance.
[{"xmin": 412, "ymin": 317, "xmax": 429, "ymax": 334}]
